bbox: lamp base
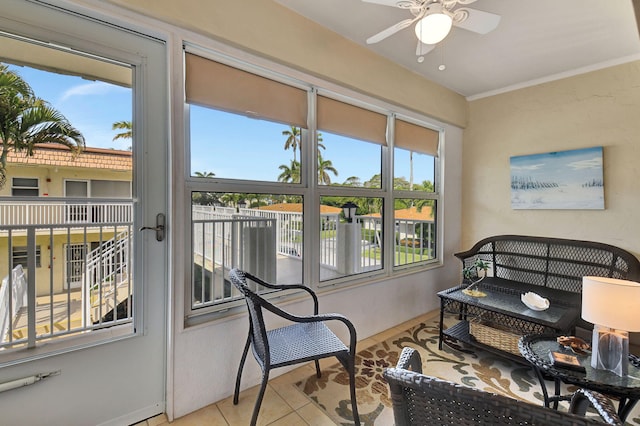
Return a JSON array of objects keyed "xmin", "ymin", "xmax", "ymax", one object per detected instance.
[{"xmin": 591, "ymin": 325, "xmax": 628, "ymax": 376}]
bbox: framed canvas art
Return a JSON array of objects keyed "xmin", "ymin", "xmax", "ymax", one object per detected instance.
[{"xmin": 510, "ymin": 146, "xmax": 604, "ymax": 210}]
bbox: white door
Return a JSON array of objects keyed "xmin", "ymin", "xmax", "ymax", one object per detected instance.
[{"xmin": 0, "ymin": 2, "xmax": 168, "ymax": 425}]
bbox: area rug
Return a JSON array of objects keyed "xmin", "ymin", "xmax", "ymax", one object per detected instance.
[{"xmin": 296, "ymin": 316, "xmax": 640, "ymax": 425}]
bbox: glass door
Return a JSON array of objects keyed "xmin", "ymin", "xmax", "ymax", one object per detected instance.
[{"xmin": 0, "ymin": 2, "xmax": 168, "ymax": 425}]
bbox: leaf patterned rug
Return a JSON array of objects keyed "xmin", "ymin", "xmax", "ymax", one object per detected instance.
[{"xmin": 296, "ymin": 316, "xmax": 640, "ymax": 425}]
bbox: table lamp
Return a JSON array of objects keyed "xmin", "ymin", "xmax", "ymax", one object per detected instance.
[{"xmin": 582, "ymin": 276, "xmax": 640, "ymax": 376}]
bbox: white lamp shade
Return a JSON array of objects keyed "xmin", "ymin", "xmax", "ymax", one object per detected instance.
[
  {"xmin": 414, "ymin": 13, "xmax": 453, "ymax": 45},
  {"xmin": 582, "ymin": 276, "xmax": 640, "ymax": 332}
]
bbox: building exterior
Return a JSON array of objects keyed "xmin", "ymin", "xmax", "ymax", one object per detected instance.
[{"xmin": 0, "ymin": 144, "xmax": 133, "ymax": 343}]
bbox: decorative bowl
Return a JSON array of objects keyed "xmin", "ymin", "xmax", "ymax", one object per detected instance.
[{"xmin": 521, "ymin": 292, "xmax": 550, "ymax": 311}]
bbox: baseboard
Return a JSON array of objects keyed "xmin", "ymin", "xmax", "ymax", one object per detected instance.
[{"xmin": 96, "ymin": 402, "xmax": 165, "ymax": 426}]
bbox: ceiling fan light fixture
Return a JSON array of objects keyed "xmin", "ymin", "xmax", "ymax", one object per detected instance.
[{"xmin": 415, "ymin": 12, "xmax": 453, "ymax": 44}]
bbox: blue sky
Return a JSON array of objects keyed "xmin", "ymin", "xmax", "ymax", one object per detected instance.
[
  {"xmin": 8, "ymin": 62, "xmax": 434, "ymax": 185},
  {"xmin": 510, "ymin": 146, "xmax": 603, "ymax": 185},
  {"xmin": 8, "ymin": 64, "xmax": 133, "ymax": 151}
]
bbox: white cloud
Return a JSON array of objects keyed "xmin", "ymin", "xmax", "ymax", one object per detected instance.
[
  {"xmin": 511, "ymin": 163, "xmax": 545, "ymax": 171},
  {"xmin": 568, "ymin": 156, "xmax": 602, "ymax": 170},
  {"xmin": 60, "ymin": 81, "xmax": 122, "ymax": 101}
]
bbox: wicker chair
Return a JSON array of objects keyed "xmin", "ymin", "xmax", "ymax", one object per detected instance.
[
  {"xmin": 384, "ymin": 347, "xmax": 622, "ymax": 426},
  {"xmin": 229, "ymin": 269, "xmax": 360, "ymax": 426}
]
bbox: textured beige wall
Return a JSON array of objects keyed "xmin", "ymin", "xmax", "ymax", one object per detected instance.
[
  {"xmin": 107, "ymin": 0, "xmax": 467, "ymax": 127},
  {"xmin": 464, "ymin": 61, "xmax": 640, "ymax": 259}
]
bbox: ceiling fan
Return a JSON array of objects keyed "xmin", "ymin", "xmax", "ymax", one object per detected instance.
[{"xmin": 363, "ymin": 0, "xmax": 501, "ymax": 60}]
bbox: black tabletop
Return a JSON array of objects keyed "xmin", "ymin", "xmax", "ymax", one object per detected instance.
[
  {"xmin": 438, "ymin": 278, "xmax": 580, "ymax": 330},
  {"xmin": 519, "ymin": 334, "xmax": 640, "ymax": 398}
]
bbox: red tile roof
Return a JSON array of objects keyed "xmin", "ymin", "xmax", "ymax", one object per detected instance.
[
  {"xmin": 366, "ymin": 205, "xmax": 434, "ymax": 221},
  {"xmin": 6, "ymin": 143, "xmax": 132, "ymax": 171}
]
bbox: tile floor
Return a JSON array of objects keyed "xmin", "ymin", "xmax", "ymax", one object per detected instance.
[{"xmin": 133, "ymin": 311, "xmax": 436, "ymax": 425}]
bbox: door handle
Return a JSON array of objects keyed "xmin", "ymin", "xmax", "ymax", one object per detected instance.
[{"xmin": 140, "ymin": 213, "xmax": 165, "ymax": 241}]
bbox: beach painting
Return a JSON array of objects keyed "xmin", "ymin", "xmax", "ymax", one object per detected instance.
[{"xmin": 510, "ymin": 146, "xmax": 604, "ymax": 209}]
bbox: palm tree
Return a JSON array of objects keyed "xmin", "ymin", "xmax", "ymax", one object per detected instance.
[
  {"xmin": 317, "ymin": 153, "xmax": 338, "ymax": 185},
  {"xmin": 194, "ymin": 171, "xmax": 215, "ymax": 178},
  {"xmin": 282, "ymin": 126, "xmax": 301, "ymax": 162},
  {"xmin": 277, "ymin": 160, "xmax": 300, "ymax": 183},
  {"xmin": 112, "ymin": 120, "xmax": 132, "ymax": 141},
  {"xmin": 0, "ymin": 64, "xmax": 85, "ymax": 188},
  {"xmin": 343, "ymin": 176, "xmax": 362, "ymax": 186}
]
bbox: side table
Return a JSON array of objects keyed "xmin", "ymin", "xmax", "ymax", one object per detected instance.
[{"xmin": 519, "ymin": 334, "xmax": 640, "ymax": 422}]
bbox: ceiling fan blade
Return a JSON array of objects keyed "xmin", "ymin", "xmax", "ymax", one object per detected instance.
[
  {"xmin": 416, "ymin": 41, "xmax": 436, "ymax": 56},
  {"xmin": 362, "ymin": 0, "xmax": 407, "ymax": 7},
  {"xmin": 453, "ymin": 7, "xmax": 501, "ymax": 34},
  {"xmin": 366, "ymin": 17, "xmax": 418, "ymax": 44}
]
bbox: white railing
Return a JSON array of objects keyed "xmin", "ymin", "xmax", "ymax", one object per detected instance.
[
  {"xmin": 0, "ymin": 220, "xmax": 134, "ymax": 350},
  {"xmin": 0, "ymin": 265, "xmax": 27, "ymax": 343},
  {"xmin": 0, "ymin": 200, "xmax": 132, "ymax": 226},
  {"xmin": 83, "ymin": 230, "xmax": 132, "ymax": 326},
  {"xmin": 191, "ymin": 215, "xmax": 277, "ymax": 308}
]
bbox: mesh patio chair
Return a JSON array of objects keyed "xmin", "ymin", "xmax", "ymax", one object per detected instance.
[
  {"xmin": 384, "ymin": 347, "xmax": 622, "ymax": 426},
  {"xmin": 229, "ymin": 268, "xmax": 360, "ymax": 426}
]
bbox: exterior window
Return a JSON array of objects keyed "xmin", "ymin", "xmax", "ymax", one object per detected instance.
[
  {"xmin": 190, "ymin": 107, "xmax": 305, "ymax": 183},
  {"xmin": 184, "ymin": 49, "xmax": 442, "ymax": 319},
  {"xmin": 12, "ymin": 246, "xmax": 42, "ymax": 268},
  {"xmin": 393, "ymin": 198, "xmax": 437, "ymax": 265},
  {"xmin": 12, "ymin": 178, "xmax": 39, "ymax": 196},
  {"xmin": 191, "ymin": 192, "xmax": 303, "ymax": 311},
  {"xmin": 185, "ymin": 51, "xmax": 311, "ymax": 317},
  {"xmin": 393, "ymin": 119, "xmax": 440, "ymax": 267},
  {"xmin": 319, "ymin": 195, "xmax": 383, "ymax": 282}
]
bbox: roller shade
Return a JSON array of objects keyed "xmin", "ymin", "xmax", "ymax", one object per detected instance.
[
  {"xmin": 317, "ymin": 96, "xmax": 387, "ymax": 145},
  {"xmin": 1, "ymin": 35, "xmax": 131, "ymax": 87},
  {"xmin": 185, "ymin": 53, "xmax": 307, "ymax": 128},
  {"xmin": 395, "ymin": 119, "xmax": 439, "ymax": 156}
]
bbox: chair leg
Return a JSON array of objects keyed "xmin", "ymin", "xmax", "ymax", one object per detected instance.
[
  {"xmin": 314, "ymin": 359, "xmax": 321, "ymax": 378},
  {"xmin": 347, "ymin": 358, "xmax": 360, "ymax": 426},
  {"xmin": 338, "ymin": 354, "xmax": 360, "ymax": 426},
  {"xmin": 250, "ymin": 369, "xmax": 270, "ymax": 426},
  {"xmin": 234, "ymin": 334, "xmax": 251, "ymax": 405}
]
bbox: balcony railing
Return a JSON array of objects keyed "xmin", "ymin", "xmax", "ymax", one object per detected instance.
[
  {"xmin": 0, "ymin": 199, "xmax": 134, "ymax": 351},
  {"xmin": 0, "ymin": 200, "xmax": 436, "ymax": 345},
  {"xmin": 0, "ymin": 199, "xmax": 132, "ymax": 226}
]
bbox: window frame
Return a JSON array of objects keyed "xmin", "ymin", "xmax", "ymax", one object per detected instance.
[
  {"xmin": 11, "ymin": 177, "xmax": 39, "ymax": 197},
  {"xmin": 11, "ymin": 245, "xmax": 42, "ymax": 268},
  {"xmin": 182, "ymin": 45, "xmax": 445, "ymax": 322}
]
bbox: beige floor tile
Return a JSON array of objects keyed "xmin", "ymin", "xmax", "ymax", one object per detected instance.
[
  {"xmin": 356, "ymin": 336, "xmax": 377, "ymax": 351},
  {"xmin": 217, "ymin": 384, "xmax": 293, "ymax": 426},
  {"xmin": 296, "ymin": 402, "xmax": 339, "ymax": 426},
  {"xmin": 266, "ymin": 411, "xmax": 309, "ymax": 426},
  {"xmin": 270, "ymin": 364, "xmax": 317, "ymax": 410},
  {"xmin": 395, "ymin": 310, "xmax": 438, "ymax": 330},
  {"xmin": 163, "ymin": 315, "xmax": 438, "ymax": 425},
  {"xmin": 369, "ymin": 326, "xmax": 404, "ymax": 343},
  {"xmin": 146, "ymin": 413, "xmax": 169, "ymax": 426},
  {"xmin": 170, "ymin": 404, "xmax": 228, "ymax": 425}
]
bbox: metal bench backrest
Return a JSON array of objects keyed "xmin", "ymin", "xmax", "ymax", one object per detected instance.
[{"xmin": 456, "ymin": 235, "xmax": 640, "ymax": 293}]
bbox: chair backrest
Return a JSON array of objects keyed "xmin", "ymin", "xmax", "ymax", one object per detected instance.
[
  {"xmin": 455, "ymin": 235, "xmax": 640, "ymax": 293},
  {"xmin": 229, "ymin": 269, "xmax": 270, "ymax": 366}
]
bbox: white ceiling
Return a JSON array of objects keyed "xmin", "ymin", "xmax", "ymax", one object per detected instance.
[{"xmin": 275, "ymin": 0, "xmax": 640, "ymax": 99}]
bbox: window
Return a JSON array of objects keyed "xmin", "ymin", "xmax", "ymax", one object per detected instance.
[
  {"xmin": 184, "ymin": 48, "xmax": 442, "ymax": 319},
  {"xmin": 12, "ymin": 178, "xmax": 39, "ymax": 196},
  {"xmin": 0, "ymin": 30, "xmax": 136, "ymax": 355},
  {"xmin": 319, "ymin": 195, "xmax": 383, "ymax": 282},
  {"xmin": 66, "ymin": 180, "xmax": 131, "ymax": 198},
  {"xmin": 393, "ymin": 119, "xmax": 440, "ymax": 267},
  {"xmin": 191, "ymin": 191, "xmax": 303, "ymax": 312},
  {"xmin": 12, "ymin": 246, "xmax": 41, "ymax": 268}
]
